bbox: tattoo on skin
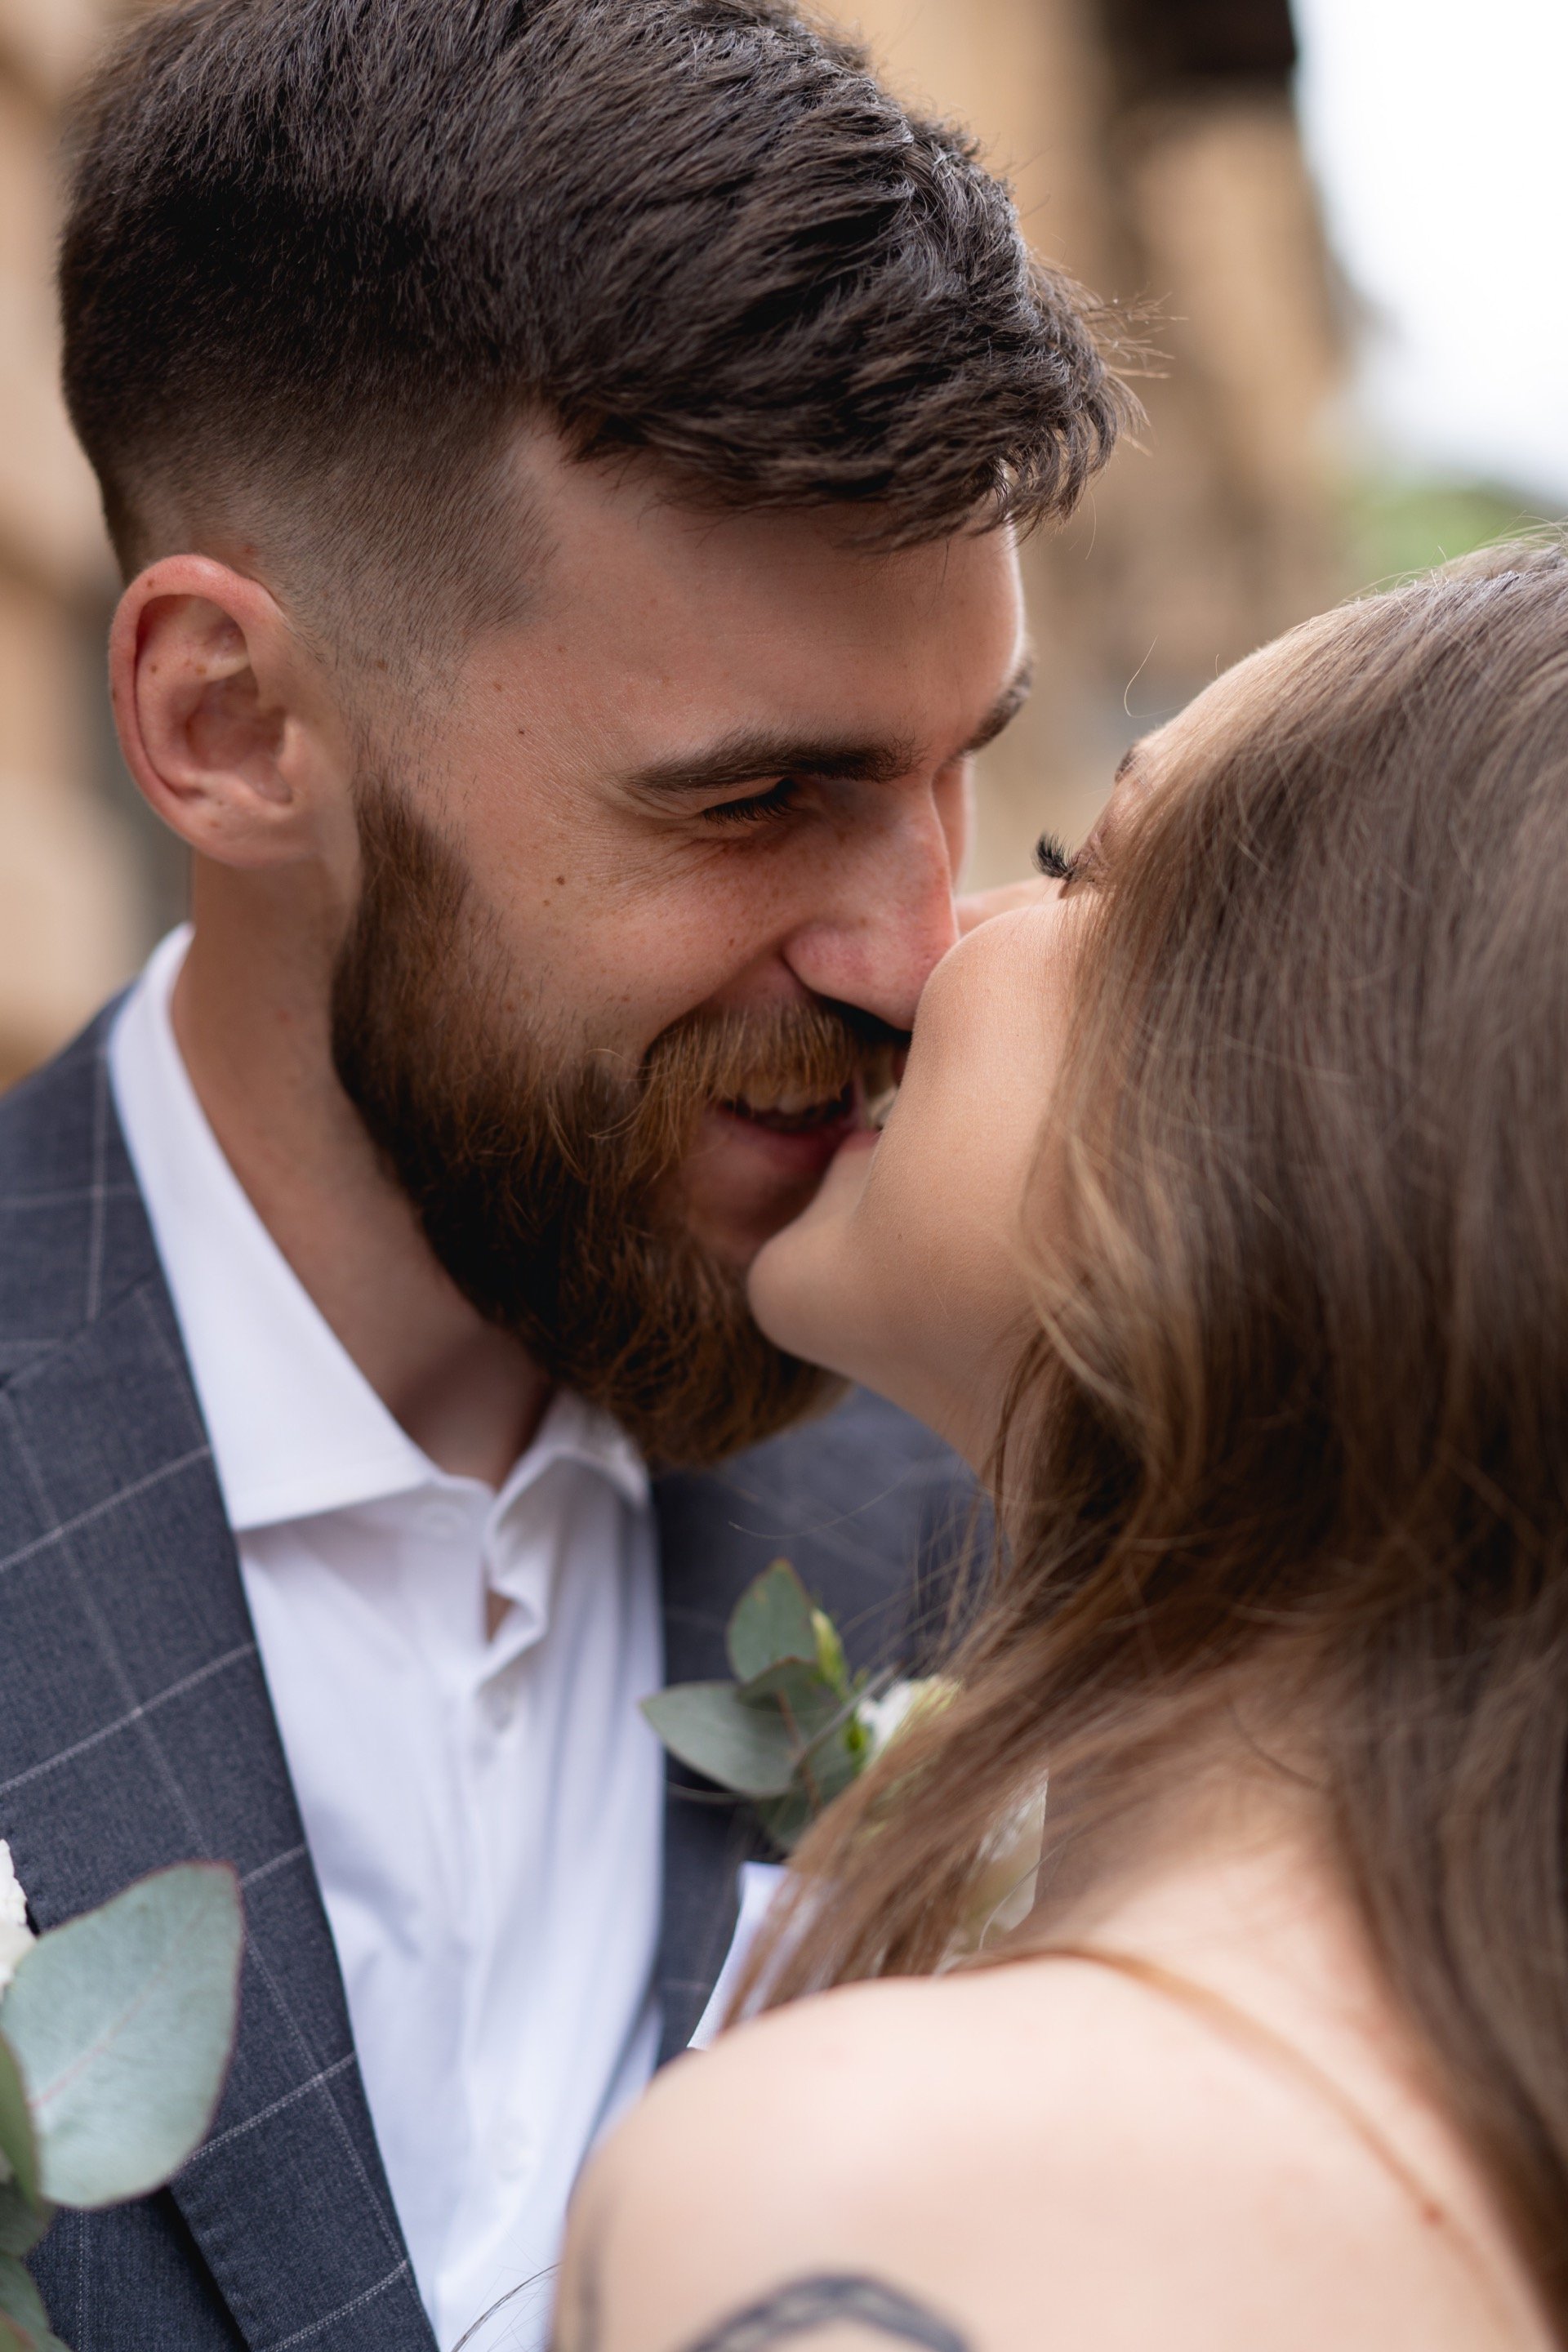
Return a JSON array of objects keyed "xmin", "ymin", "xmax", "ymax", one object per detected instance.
[
  {"xmin": 663, "ymin": 2274, "xmax": 970, "ymax": 2352},
  {"xmin": 559, "ymin": 2202, "xmax": 966, "ymax": 2352}
]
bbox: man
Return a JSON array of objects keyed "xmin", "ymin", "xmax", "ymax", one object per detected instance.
[{"xmin": 0, "ymin": 2, "xmax": 1122, "ymax": 2345}]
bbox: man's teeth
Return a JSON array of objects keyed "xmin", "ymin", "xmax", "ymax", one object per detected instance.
[
  {"xmin": 741, "ymin": 1088, "xmax": 826, "ymax": 1118},
  {"xmin": 724, "ymin": 1085, "xmax": 853, "ymax": 1132}
]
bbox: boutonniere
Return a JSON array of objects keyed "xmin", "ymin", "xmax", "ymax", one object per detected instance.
[
  {"xmin": 0, "ymin": 1842, "xmax": 243, "ymax": 2352},
  {"xmin": 642, "ymin": 1558, "xmax": 947, "ymax": 1852}
]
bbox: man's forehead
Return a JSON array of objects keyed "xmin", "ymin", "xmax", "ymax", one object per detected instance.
[
  {"xmin": 517, "ymin": 432, "xmax": 1022, "ymax": 624},
  {"xmin": 492, "ymin": 436, "xmax": 1030, "ymax": 770}
]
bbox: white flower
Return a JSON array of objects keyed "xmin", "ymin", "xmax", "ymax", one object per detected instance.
[
  {"xmin": 0, "ymin": 1840, "xmax": 34, "ymax": 2187},
  {"xmin": 854, "ymin": 1675, "xmax": 951, "ymax": 1759},
  {"xmin": 851, "ymin": 1682, "xmax": 1045, "ymax": 1954},
  {"xmin": 0, "ymin": 1839, "xmax": 35, "ymax": 2001}
]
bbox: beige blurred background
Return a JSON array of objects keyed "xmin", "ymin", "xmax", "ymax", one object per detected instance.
[{"xmin": 0, "ymin": 0, "xmax": 1544, "ymax": 1087}]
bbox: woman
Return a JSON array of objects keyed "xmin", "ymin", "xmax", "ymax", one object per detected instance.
[{"xmin": 555, "ymin": 543, "xmax": 1568, "ymax": 2350}]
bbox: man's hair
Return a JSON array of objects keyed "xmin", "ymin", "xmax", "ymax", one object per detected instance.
[{"xmin": 60, "ymin": 0, "xmax": 1127, "ymax": 658}]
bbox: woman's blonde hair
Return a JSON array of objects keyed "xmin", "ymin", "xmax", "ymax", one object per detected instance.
[{"xmin": 760, "ymin": 541, "xmax": 1568, "ymax": 2329}]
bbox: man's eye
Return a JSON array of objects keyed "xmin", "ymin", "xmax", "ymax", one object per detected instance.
[{"xmin": 702, "ymin": 778, "xmax": 802, "ymax": 827}]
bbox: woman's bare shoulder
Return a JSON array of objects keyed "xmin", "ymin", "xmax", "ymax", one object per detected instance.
[{"xmin": 559, "ymin": 1962, "xmax": 1529, "ymax": 2352}]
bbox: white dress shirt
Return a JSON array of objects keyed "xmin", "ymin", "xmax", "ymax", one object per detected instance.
[{"xmin": 109, "ymin": 929, "xmax": 665, "ymax": 2352}]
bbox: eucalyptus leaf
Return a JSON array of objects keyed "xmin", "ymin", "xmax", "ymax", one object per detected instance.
[
  {"xmin": 0, "ymin": 2252, "xmax": 66, "ymax": 2351},
  {"xmin": 755, "ymin": 1746, "xmax": 858, "ymax": 1855},
  {"xmin": 0, "ymin": 2185, "xmax": 51, "ymax": 2263},
  {"xmin": 641, "ymin": 1683, "xmax": 798, "ymax": 1797},
  {"xmin": 0, "ymin": 2042, "xmax": 38, "ymax": 2212},
  {"xmin": 741, "ymin": 1661, "xmax": 862, "ymax": 1797},
  {"xmin": 739, "ymin": 1659, "xmax": 843, "ymax": 1745},
  {"xmin": 2, "ymin": 1865, "xmax": 242, "ymax": 2210},
  {"xmin": 726, "ymin": 1559, "xmax": 818, "ymax": 1683},
  {"xmin": 749, "ymin": 1671, "xmax": 868, "ymax": 1848},
  {"xmin": 799, "ymin": 1718, "xmax": 864, "ymax": 1811},
  {"xmin": 754, "ymin": 1786, "xmax": 814, "ymax": 1853}
]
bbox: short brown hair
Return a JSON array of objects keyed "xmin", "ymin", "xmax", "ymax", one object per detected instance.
[{"xmin": 60, "ymin": 0, "xmax": 1126, "ymax": 657}]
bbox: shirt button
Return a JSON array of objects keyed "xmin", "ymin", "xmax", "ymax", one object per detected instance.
[
  {"xmin": 425, "ymin": 1502, "xmax": 469, "ymax": 1540},
  {"xmin": 483, "ymin": 1682, "xmax": 518, "ymax": 1732},
  {"xmin": 494, "ymin": 2124, "xmax": 534, "ymax": 2180}
]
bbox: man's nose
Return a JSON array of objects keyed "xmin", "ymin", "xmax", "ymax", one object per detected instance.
[{"xmin": 780, "ymin": 795, "xmax": 961, "ymax": 1034}]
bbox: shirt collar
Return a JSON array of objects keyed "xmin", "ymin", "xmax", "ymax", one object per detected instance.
[
  {"xmin": 497, "ymin": 1389, "xmax": 649, "ymax": 1520},
  {"xmin": 109, "ymin": 928, "xmax": 648, "ymax": 1533}
]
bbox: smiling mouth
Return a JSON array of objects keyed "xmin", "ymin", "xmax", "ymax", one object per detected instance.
[
  {"xmin": 719, "ymin": 1055, "xmax": 905, "ymax": 1138},
  {"xmin": 718, "ymin": 1081, "xmax": 859, "ymax": 1136}
]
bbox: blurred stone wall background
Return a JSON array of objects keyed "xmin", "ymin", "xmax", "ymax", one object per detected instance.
[
  {"xmin": 0, "ymin": 0, "xmax": 138, "ymax": 1086},
  {"xmin": 836, "ymin": 0, "xmax": 1344, "ymax": 885},
  {"xmin": 0, "ymin": 0, "xmax": 1351, "ymax": 1085}
]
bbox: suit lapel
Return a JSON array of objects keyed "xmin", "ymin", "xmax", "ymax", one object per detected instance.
[
  {"xmin": 0, "ymin": 1027, "xmax": 434, "ymax": 2352},
  {"xmin": 652, "ymin": 1475, "xmax": 768, "ymax": 2064},
  {"xmin": 0, "ymin": 1019, "xmax": 975, "ymax": 2301},
  {"xmin": 652, "ymin": 1393, "xmax": 972, "ymax": 2060}
]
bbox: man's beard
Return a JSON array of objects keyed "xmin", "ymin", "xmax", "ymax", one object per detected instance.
[{"xmin": 329, "ymin": 782, "xmax": 899, "ymax": 1468}]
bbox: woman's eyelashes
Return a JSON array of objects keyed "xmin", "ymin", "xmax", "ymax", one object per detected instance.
[{"xmin": 1035, "ymin": 830, "xmax": 1079, "ymax": 882}]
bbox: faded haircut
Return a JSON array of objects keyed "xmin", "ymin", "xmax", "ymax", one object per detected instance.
[{"xmin": 60, "ymin": 0, "xmax": 1129, "ymax": 668}]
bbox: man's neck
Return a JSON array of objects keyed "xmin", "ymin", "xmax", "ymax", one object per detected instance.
[{"xmin": 171, "ymin": 880, "xmax": 550, "ymax": 1488}]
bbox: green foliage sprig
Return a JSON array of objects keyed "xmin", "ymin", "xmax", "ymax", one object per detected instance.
[
  {"xmin": 643, "ymin": 1559, "xmax": 940, "ymax": 1851},
  {"xmin": 0, "ymin": 1855, "xmax": 243, "ymax": 2352}
]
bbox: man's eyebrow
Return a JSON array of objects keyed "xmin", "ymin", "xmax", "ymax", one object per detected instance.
[
  {"xmin": 626, "ymin": 728, "xmax": 920, "ymax": 798},
  {"xmin": 965, "ymin": 657, "xmax": 1035, "ymax": 755},
  {"xmin": 624, "ymin": 657, "xmax": 1036, "ymax": 800}
]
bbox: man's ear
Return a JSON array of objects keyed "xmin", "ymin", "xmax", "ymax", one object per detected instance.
[{"xmin": 109, "ymin": 555, "xmax": 349, "ymax": 871}]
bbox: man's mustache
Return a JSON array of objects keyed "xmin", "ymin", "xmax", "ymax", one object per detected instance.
[{"xmin": 586, "ymin": 998, "xmax": 909, "ymax": 1176}]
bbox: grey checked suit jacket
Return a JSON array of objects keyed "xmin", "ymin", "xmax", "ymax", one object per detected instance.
[{"xmin": 0, "ymin": 1013, "xmax": 973, "ymax": 2352}]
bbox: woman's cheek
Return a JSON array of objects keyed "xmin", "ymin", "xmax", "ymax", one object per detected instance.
[{"xmin": 746, "ymin": 1156, "xmax": 872, "ymax": 1365}]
